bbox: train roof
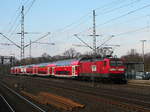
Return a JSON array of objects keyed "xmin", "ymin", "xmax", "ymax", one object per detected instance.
[
  {"xmin": 54, "ymin": 59, "xmax": 78, "ymax": 66},
  {"xmin": 36, "ymin": 63, "xmax": 50, "ymax": 67},
  {"xmin": 11, "ymin": 56, "xmax": 122, "ymax": 68}
]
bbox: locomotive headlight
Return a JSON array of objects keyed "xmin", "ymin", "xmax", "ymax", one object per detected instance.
[
  {"xmin": 109, "ymin": 68, "xmax": 116, "ymax": 71},
  {"xmin": 118, "ymin": 68, "xmax": 124, "ymax": 71}
]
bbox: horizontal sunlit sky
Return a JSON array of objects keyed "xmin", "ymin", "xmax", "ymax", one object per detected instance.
[{"xmin": 0, "ymin": 0, "xmax": 150, "ymax": 59}]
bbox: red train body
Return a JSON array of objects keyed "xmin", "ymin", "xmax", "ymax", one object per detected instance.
[{"xmin": 10, "ymin": 57, "xmax": 126, "ymax": 82}]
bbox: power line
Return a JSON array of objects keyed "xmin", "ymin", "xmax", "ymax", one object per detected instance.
[
  {"xmin": 56, "ymin": 13, "xmax": 91, "ymax": 33},
  {"xmin": 6, "ymin": 8, "xmax": 21, "ymax": 34},
  {"xmin": 97, "ymin": 26, "xmax": 148, "ymax": 49},
  {"xmin": 115, "ymin": 26, "xmax": 148, "ymax": 37},
  {"xmin": 75, "ymin": 0, "xmax": 137, "ymax": 36},
  {"xmin": 24, "ymin": 32, "xmax": 51, "ymax": 48},
  {"xmin": 96, "ymin": 3, "xmax": 150, "ymax": 28},
  {"xmin": 25, "ymin": 0, "xmax": 36, "ymax": 15},
  {"xmin": 7, "ymin": 0, "xmax": 30, "ymax": 35},
  {"xmin": 54, "ymin": 0, "xmax": 125, "ymax": 37},
  {"xmin": 100, "ymin": 13, "xmax": 150, "ymax": 33},
  {"xmin": 7, "ymin": 0, "xmax": 34, "ymax": 37},
  {"xmin": 96, "ymin": 0, "xmax": 141, "ymax": 16},
  {"xmin": 95, "ymin": 0, "xmax": 124, "ymax": 11}
]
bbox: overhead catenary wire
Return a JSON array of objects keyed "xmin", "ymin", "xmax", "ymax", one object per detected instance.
[
  {"xmin": 6, "ymin": 7, "xmax": 21, "ymax": 34},
  {"xmin": 70, "ymin": 0, "xmax": 140, "ymax": 36},
  {"xmin": 97, "ymin": 26, "xmax": 149, "ymax": 48},
  {"xmin": 114, "ymin": 26, "xmax": 148, "ymax": 37},
  {"xmin": 94, "ymin": 0, "xmax": 125, "ymax": 11},
  {"xmin": 24, "ymin": 32, "xmax": 51, "ymax": 48},
  {"xmin": 96, "ymin": 3, "xmax": 150, "ymax": 28},
  {"xmin": 96, "ymin": 0, "xmax": 142, "ymax": 17},
  {"xmin": 100, "ymin": 13, "xmax": 150, "ymax": 34},
  {"xmin": 4, "ymin": 0, "xmax": 35, "ymax": 40},
  {"xmin": 56, "ymin": 12, "xmax": 91, "ymax": 33},
  {"xmin": 25, "ymin": 0, "xmax": 36, "ymax": 15},
  {"xmin": 53, "ymin": 0, "xmax": 126, "ymax": 37},
  {"xmin": 75, "ymin": 1, "xmax": 150, "ymax": 36},
  {"xmin": 7, "ymin": 0, "xmax": 32, "ymax": 36}
]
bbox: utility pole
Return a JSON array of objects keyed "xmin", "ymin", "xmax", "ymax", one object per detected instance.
[
  {"xmin": 140, "ymin": 40, "xmax": 146, "ymax": 73},
  {"xmin": 28, "ymin": 39, "xmax": 55, "ymax": 59},
  {"xmin": 93, "ymin": 10, "xmax": 96, "ymax": 55},
  {"xmin": 21, "ymin": 5, "xmax": 25, "ymax": 59},
  {"xmin": 89, "ymin": 10, "xmax": 99, "ymax": 55}
]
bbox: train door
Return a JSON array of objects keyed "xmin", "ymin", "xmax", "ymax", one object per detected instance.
[
  {"xmin": 33, "ymin": 67, "xmax": 38, "ymax": 74},
  {"xmin": 47, "ymin": 67, "xmax": 51, "ymax": 75},
  {"xmin": 35, "ymin": 67, "xmax": 38, "ymax": 74},
  {"xmin": 102, "ymin": 60, "xmax": 108, "ymax": 74},
  {"xmin": 14, "ymin": 68, "xmax": 16, "ymax": 74},
  {"xmin": 52, "ymin": 67, "xmax": 55, "ymax": 76},
  {"xmin": 72, "ymin": 66, "xmax": 76, "ymax": 76},
  {"xmin": 33, "ymin": 68, "xmax": 35, "ymax": 74}
]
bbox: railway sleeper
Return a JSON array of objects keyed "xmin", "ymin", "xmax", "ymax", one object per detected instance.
[{"xmin": 21, "ymin": 91, "xmax": 84, "ymax": 111}]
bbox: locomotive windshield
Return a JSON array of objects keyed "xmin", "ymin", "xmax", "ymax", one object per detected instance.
[{"xmin": 110, "ymin": 60, "xmax": 123, "ymax": 66}]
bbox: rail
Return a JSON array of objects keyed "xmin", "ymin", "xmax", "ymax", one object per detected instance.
[
  {"xmin": 0, "ymin": 95, "xmax": 15, "ymax": 112},
  {"xmin": 0, "ymin": 82, "xmax": 46, "ymax": 112}
]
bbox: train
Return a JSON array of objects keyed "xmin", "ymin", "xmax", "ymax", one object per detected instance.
[{"xmin": 10, "ymin": 57, "xmax": 127, "ymax": 83}]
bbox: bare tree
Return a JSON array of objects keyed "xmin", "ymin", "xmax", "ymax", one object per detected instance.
[
  {"xmin": 63, "ymin": 48, "xmax": 81, "ymax": 58},
  {"xmin": 121, "ymin": 49, "xmax": 142, "ymax": 62}
]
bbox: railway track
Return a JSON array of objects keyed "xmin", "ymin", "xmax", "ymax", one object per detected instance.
[
  {"xmin": 2, "ymin": 75, "xmax": 150, "ymax": 112},
  {"xmin": 0, "ymin": 82, "xmax": 46, "ymax": 112},
  {"xmin": 18, "ymin": 76, "xmax": 150, "ymax": 112},
  {"xmin": 0, "ymin": 94, "xmax": 15, "ymax": 112},
  {"xmin": 34, "ymin": 80, "xmax": 150, "ymax": 112}
]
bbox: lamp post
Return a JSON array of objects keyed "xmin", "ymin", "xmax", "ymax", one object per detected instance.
[{"xmin": 140, "ymin": 40, "xmax": 146, "ymax": 74}]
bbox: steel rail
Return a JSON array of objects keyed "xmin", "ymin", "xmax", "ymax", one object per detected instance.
[
  {"xmin": 6, "ymin": 75, "xmax": 150, "ymax": 102},
  {"xmin": 42, "ymin": 82, "xmax": 150, "ymax": 112},
  {"xmin": 24, "ymin": 77, "xmax": 150, "ymax": 111},
  {"xmin": 0, "ymin": 82, "xmax": 46, "ymax": 112},
  {"xmin": 0, "ymin": 95, "xmax": 15, "ymax": 112},
  {"xmin": 4, "ymin": 75, "xmax": 150, "ymax": 111}
]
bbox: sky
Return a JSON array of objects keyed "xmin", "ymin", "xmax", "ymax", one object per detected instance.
[{"xmin": 0, "ymin": 0, "xmax": 150, "ymax": 59}]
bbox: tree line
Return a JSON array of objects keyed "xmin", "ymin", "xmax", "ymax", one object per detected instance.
[{"xmin": 1, "ymin": 48, "xmax": 150, "ymax": 74}]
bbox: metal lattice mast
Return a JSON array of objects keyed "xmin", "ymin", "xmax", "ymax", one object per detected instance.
[
  {"xmin": 93, "ymin": 10, "xmax": 96, "ymax": 55},
  {"xmin": 21, "ymin": 5, "xmax": 25, "ymax": 59}
]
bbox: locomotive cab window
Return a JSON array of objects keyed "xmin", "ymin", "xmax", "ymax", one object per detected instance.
[{"xmin": 110, "ymin": 60, "xmax": 123, "ymax": 66}]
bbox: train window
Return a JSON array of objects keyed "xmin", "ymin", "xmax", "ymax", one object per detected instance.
[
  {"xmin": 72, "ymin": 66, "xmax": 75, "ymax": 75},
  {"xmin": 110, "ymin": 61, "xmax": 116, "ymax": 66},
  {"xmin": 117, "ymin": 61, "xmax": 123, "ymax": 66},
  {"xmin": 56, "ymin": 71, "xmax": 70, "ymax": 75},
  {"xmin": 110, "ymin": 60, "xmax": 123, "ymax": 66}
]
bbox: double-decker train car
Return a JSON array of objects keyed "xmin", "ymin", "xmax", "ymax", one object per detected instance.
[{"xmin": 10, "ymin": 57, "xmax": 127, "ymax": 83}]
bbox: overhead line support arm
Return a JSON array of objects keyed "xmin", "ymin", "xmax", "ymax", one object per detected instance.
[
  {"xmin": 0, "ymin": 33, "xmax": 21, "ymax": 49},
  {"xmin": 74, "ymin": 34, "xmax": 93, "ymax": 50}
]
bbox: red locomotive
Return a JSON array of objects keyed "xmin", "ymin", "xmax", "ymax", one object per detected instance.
[{"xmin": 10, "ymin": 57, "xmax": 127, "ymax": 83}]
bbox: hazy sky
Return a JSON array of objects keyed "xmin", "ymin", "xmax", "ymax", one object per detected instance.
[{"xmin": 0, "ymin": 0, "xmax": 150, "ymax": 59}]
